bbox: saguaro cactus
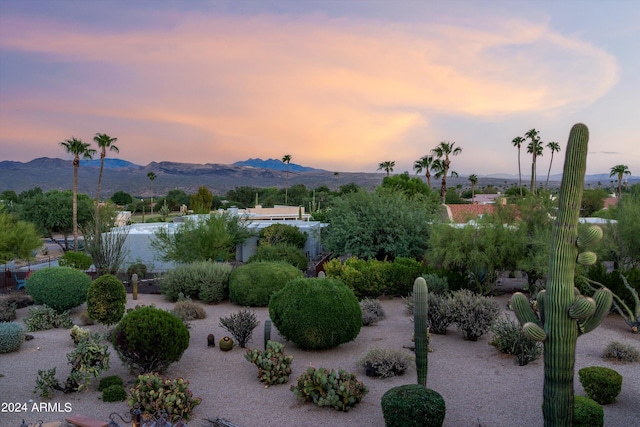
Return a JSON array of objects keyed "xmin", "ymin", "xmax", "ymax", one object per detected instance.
[
  {"xmin": 414, "ymin": 277, "xmax": 429, "ymax": 387},
  {"xmin": 511, "ymin": 123, "xmax": 612, "ymax": 426}
]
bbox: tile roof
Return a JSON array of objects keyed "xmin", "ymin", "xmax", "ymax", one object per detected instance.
[{"xmin": 445, "ymin": 204, "xmax": 497, "ymax": 223}]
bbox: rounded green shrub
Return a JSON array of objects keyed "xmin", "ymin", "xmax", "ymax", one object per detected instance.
[
  {"xmin": 58, "ymin": 251, "xmax": 93, "ymax": 270},
  {"xmin": 25, "ymin": 267, "xmax": 91, "ymax": 312},
  {"xmin": 127, "ymin": 262, "xmax": 148, "ymax": 278},
  {"xmin": 229, "ymin": 261, "xmax": 303, "ymax": 307},
  {"xmin": 87, "ymin": 274, "xmax": 126, "ymax": 325},
  {"xmin": 102, "ymin": 384, "xmax": 127, "ymax": 402},
  {"xmin": 98, "ymin": 375, "xmax": 124, "ymax": 391},
  {"xmin": 112, "ymin": 306, "xmax": 190, "ymax": 373},
  {"xmin": 574, "ymin": 395, "xmax": 604, "ymax": 427},
  {"xmin": 578, "ymin": 366, "xmax": 623, "ymax": 404},
  {"xmin": 0, "ymin": 322, "xmax": 25, "ymax": 353},
  {"xmin": 268, "ymin": 277, "xmax": 361, "ymax": 350},
  {"xmin": 247, "ymin": 244, "xmax": 309, "ymax": 270},
  {"xmin": 381, "ymin": 384, "xmax": 446, "ymax": 427}
]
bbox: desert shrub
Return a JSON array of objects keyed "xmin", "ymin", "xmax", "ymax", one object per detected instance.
[
  {"xmin": 78, "ymin": 310, "xmax": 94, "ymax": 326},
  {"xmin": 489, "ymin": 315, "xmax": 542, "ymax": 365},
  {"xmin": 381, "ymin": 384, "xmax": 446, "ymax": 427},
  {"xmin": 573, "ymin": 396, "xmax": 604, "ymax": 427},
  {"xmin": 387, "ymin": 258, "xmax": 427, "ymax": 296},
  {"xmin": 128, "ymin": 372, "xmax": 201, "ymax": 421},
  {"xmin": 229, "ymin": 261, "xmax": 303, "ymax": 307},
  {"xmin": 160, "ymin": 261, "xmax": 232, "ymax": 303},
  {"xmin": 0, "ymin": 292, "xmax": 34, "ymax": 309},
  {"xmin": 323, "ymin": 257, "xmax": 391, "ymax": 299},
  {"xmin": 602, "ymin": 340, "xmax": 640, "ymax": 362},
  {"xmin": 403, "ymin": 292, "xmax": 454, "ymax": 335},
  {"xmin": 259, "ymin": 223, "xmax": 307, "ymax": 248},
  {"xmin": 356, "ymin": 347, "xmax": 413, "ymax": 378},
  {"xmin": 87, "ymin": 274, "xmax": 126, "ymax": 325},
  {"xmin": 585, "ymin": 263, "xmax": 640, "ymax": 310},
  {"xmin": 25, "ymin": 267, "xmax": 91, "ymax": 312},
  {"xmin": 112, "ymin": 306, "xmax": 190, "ymax": 373},
  {"xmin": 58, "ymin": 251, "xmax": 93, "ymax": 270},
  {"xmin": 127, "ymin": 262, "xmax": 148, "ymax": 278},
  {"xmin": 247, "ymin": 244, "xmax": 309, "ymax": 270},
  {"xmin": 578, "ymin": 366, "xmax": 623, "ymax": 404},
  {"xmin": 0, "ymin": 322, "xmax": 25, "ymax": 353},
  {"xmin": 172, "ymin": 299, "xmax": 207, "ymax": 321},
  {"xmin": 422, "ymin": 273, "xmax": 449, "ymax": 295},
  {"xmin": 70, "ymin": 325, "xmax": 91, "ymax": 345},
  {"xmin": 360, "ymin": 298, "xmax": 385, "ymax": 326},
  {"xmin": 219, "ymin": 307, "xmax": 259, "ymax": 348},
  {"xmin": 102, "ymin": 384, "xmax": 127, "ymax": 402},
  {"xmin": 290, "ymin": 367, "xmax": 368, "ymax": 411},
  {"xmin": 269, "ymin": 277, "xmax": 362, "ymax": 350},
  {"xmin": 0, "ymin": 299, "xmax": 17, "ymax": 322},
  {"xmin": 244, "ymin": 340, "xmax": 294, "ymax": 385},
  {"xmin": 24, "ymin": 305, "xmax": 73, "ymax": 331},
  {"xmin": 450, "ymin": 289, "xmax": 501, "ymax": 341},
  {"xmin": 98, "ymin": 375, "xmax": 124, "ymax": 391}
]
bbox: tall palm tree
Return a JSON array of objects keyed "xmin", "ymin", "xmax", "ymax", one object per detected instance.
[
  {"xmin": 525, "ymin": 129, "xmax": 543, "ymax": 194},
  {"xmin": 413, "ymin": 155, "xmax": 434, "ymax": 188},
  {"xmin": 545, "ymin": 141, "xmax": 561, "ymax": 188},
  {"xmin": 468, "ymin": 174, "xmax": 478, "ymax": 204},
  {"xmin": 60, "ymin": 137, "xmax": 96, "ymax": 251},
  {"xmin": 609, "ymin": 164, "xmax": 631, "ymax": 199},
  {"xmin": 377, "ymin": 161, "xmax": 395, "ymax": 177},
  {"xmin": 93, "ymin": 133, "xmax": 119, "ymax": 234},
  {"xmin": 147, "ymin": 171, "xmax": 157, "ymax": 215},
  {"xmin": 431, "ymin": 141, "xmax": 462, "ymax": 204},
  {"xmin": 511, "ymin": 136, "xmax": 525, "ymax": 196},
  {"xmin": 282, "ymin": 154, "xmax": 292, "ymax": 205}
]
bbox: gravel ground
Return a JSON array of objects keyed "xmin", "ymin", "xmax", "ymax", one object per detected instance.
[{"xmin": 1, "ymin": 293, "xmax": 639, "ymax": 427}]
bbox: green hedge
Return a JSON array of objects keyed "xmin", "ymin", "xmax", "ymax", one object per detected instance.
[
  {"xmin": 247, "ymin": 244, "xmax": 309, "ymax": 270},
  {"xmin": 160, "ymin": 261, "xmax": 233, "ymax": 303},
  {"xmin": 229, "ymin": 261, "xmax": 303, "ymax": 307}
]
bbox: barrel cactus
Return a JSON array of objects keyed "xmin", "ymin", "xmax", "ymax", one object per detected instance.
[{"xmin": 511, "ymin": 124, "xmax": 612, "ymax": 426}]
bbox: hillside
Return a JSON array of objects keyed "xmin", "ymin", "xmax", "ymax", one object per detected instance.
[{"xmin": 1, "ymin": 157, "xmax": 637, "ymax": 198}]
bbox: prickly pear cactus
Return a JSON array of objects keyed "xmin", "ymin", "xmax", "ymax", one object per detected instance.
[
  {"xmin": 413, "ymin": 277, "xmax": 428, "ymax": 387},
  {"xmin": 511, "ymin": 124, "xmax": 612, "ymax": 426}
]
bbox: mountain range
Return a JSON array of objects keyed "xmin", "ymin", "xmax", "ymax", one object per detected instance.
[{"xmin": 0, "ymin": 157, "xmax": 637, "ymax": 198}]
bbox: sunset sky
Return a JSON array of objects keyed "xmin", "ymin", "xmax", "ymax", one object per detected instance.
[{"xmin": 1, "ymin": 0, "xmax": 638, "ymax": 176}]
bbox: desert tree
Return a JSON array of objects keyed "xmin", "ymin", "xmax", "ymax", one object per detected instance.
[
  {"xmin": 609, "ymin": 164, "xmax": 631, "ymax": 199},
  {"xmin": 413, "ymin": 155, "xmax": 434, "ymax": 188},
  {"xmin": 525, "ymin": 129, "xmax": 543, "ymax": 194},
  {"xmin": 147, "ymin": 171, "xmax": 157, "ymax": 215},
  {"xmin": 60, "ymin": 137, "xmax": 96, "ymax": 251},
  {"xmin": 377, "ymin": 160, "xmax": 395, "ymax": 177},
  {"xmin": 545, "ymin": 141, "xmax": 561, "ymax": 188},
  {"xmin": 282, "ymin": 154, "xmax": 292, "ymax": 205},
  {"xmin": 93, "ymin": 133, "xmax": 119, "ymax": 235},
  {"xmin": 512, "ymin": 136, "xmax": 525, "ymax": 196},
  {"xmin": 468, "ymin": 174, "xmax": 478, "ymax": 204},
  {"xmin": 431, "ymin": 141, "xmax": 462, "ymax": 204}
]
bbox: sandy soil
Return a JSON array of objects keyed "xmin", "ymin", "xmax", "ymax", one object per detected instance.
[{"xmin": 1, "ymin": 293, "xmax": 638, "ymax": 427}]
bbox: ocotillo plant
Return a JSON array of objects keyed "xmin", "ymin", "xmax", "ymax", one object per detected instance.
[
  {"xmin": 511, "ymin": 123, "xmax": 612, "ymax": 426},
  {"xmin": 414, "ymin": 277, "xmax": 428, "ymax": 387}
]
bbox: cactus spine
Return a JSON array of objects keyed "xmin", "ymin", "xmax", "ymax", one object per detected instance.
[
  {"xmin": 413, "ymin": 277, "xmax": 428, "ymax": 387},
  {"xmin": 511, "ymin": 124, "xmax": 612, "ymax": 426}
]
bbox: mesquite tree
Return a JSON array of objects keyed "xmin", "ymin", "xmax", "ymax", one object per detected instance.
[{"xmin": 511, "ymin": 123, "xmax": 612, "ymax": 426}]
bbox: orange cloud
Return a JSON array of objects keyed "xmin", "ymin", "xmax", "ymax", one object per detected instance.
[{"xmin": 0, "ymin": 11, "xmax": 619, "ymax": 172}]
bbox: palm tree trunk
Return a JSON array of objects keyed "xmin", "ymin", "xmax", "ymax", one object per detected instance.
[
  {"xmin": 518, "ymin": 147, "xmax": 523, "ymax": 196},
  {"xmin": 73, "ymin": 162, "xmax": 79, "ymax": 252},
  {"xmin": 546, "ymin": 153, "xmax": 554, "ymax": 188},
  {"xmin": 440, "ymin": 175, "xmax": 447, "ymax": 204},
  {"xmin": 531, "ymin": 153, "xmax": 537, "ymax": 194},
  {"xmin": 95, "ymin": 153, "xmax": 105, "ymax": 236},
  {"xmin": 426, "ymin": 171, "xmax": 431, "ymax": 189}
]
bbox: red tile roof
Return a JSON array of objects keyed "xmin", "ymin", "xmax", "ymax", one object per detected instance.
[
  {"xmin": 603, "ymin": 198, "xmax": 618, "ymax": 209},
  {"xmin": 445, "ymin": 204, "xmax": 496, "ymax": 223}
]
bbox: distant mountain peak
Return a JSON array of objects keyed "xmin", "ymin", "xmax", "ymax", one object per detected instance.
[
  {"xmin": 80, "ymin": 158, "xmax": 142, "ymax": 169},
  {"xmin": 233, "ymin": 158, "xmax": 323, "ymax": 172}
]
